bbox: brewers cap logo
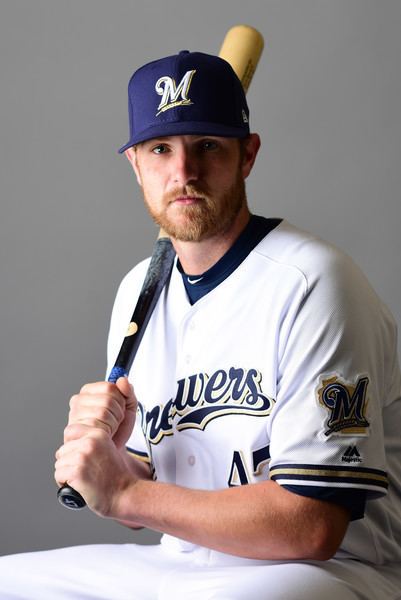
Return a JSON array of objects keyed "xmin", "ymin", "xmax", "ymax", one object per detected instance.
[{"xmin": 155, "ymin": 69, "xmax": 196, "ymax": 116}]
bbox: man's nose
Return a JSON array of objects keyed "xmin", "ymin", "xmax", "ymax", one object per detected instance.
[{"xmin": 172, "ymin": 149, "xmax": 199, "ymax": 185}]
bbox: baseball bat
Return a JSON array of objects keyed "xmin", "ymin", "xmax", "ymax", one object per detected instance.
[{"xmin": 57, "ymin": 24, "xmax": 264, "ymax": 510}]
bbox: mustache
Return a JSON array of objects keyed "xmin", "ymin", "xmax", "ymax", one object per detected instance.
[{"xmin": 165, "ymin": 184, "xmax": 212, "ymax": 202}]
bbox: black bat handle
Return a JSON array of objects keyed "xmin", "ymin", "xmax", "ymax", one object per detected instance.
[{"xmin": 57, "ymin": 485, "xmax": 86, "ymax": 510}]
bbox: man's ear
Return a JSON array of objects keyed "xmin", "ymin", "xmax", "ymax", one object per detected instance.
[
  {"xmin": 125, "ymin": 147, "xmax": 142, "ymax": 186},
  {"xmin": 241, "ymin": 133, "xmax": 261, "ymax": 179}
]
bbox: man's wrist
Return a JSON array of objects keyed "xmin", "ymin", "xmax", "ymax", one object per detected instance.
[{"xmin": 109, "ymin": 477, "xmax": 150, "ymax": 525}]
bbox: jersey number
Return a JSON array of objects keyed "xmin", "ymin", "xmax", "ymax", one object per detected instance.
[{"xmin": 228, "ymin": 445, "xmax": 270, "ymax": 487}]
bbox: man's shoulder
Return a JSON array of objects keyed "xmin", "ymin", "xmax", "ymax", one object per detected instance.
[
  {"xmin": 117, "ymin": 256, "xmax": 152, "ymax": 294},
  {"xmin": 254, "ymin": 219, "xmax": 357, "ymax": 285},
  {"xmin": 109, "ymin": 256, "xmax": 155, "ymax": 318}
]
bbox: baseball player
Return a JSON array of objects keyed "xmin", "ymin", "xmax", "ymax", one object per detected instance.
[{"xmin": 0, "ymin": 50, "xmax": 401, "ymax": 599}]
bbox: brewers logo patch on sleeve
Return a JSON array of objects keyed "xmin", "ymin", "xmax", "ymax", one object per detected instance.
[{"xmin": 317, "ymin": 373, "xmax": 371, "ymax": 437}]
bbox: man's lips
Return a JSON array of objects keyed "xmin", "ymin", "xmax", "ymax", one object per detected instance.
[{"xmin": 173, "ymin": 196, "xmax": 203, "ymax": 205}]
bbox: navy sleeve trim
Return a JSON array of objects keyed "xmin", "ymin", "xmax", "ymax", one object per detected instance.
[
  {"xmin": 270, "ymin": 463, "xmax": 388, "ymax": 493},
  {"xmin": 283, "ymin": 484, "xmax": 367, "ymax": 521}
]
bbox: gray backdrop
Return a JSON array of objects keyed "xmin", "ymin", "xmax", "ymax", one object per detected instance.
[{"xmin": 0, "ymin": 0, "xmax": 400, "ymax": 555}]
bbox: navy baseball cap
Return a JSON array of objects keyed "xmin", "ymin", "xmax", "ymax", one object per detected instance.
[{"xmin": 118, "ymin": 50, "xmax": 250, "ymax": 153}]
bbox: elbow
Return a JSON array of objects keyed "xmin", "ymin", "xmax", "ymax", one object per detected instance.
[
  {"xmin": 291, "ymin": 496, "xmax": 351, "ymax": 561},
  {"xmin": 300, "ymin": 516, "xmax": 348, "ymax": 561},
  {"xmin": 306, "ymin": 541, "xmax": 339, "ymax": 562},
  {"xmin": 249, "ymin": 519, "xmax": 347, "ymax": 562},
  {"xmin": 116, "ymin": 519, "xmax": 145, "ymax": 530}
]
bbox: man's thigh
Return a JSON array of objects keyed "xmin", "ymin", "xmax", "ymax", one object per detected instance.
[
  {"xmin": 0, "ymin": 543, "xmax": 183, "ymax": 600},
  {"xmin": 159, "ymin": 557, "xmax": 401, "ymax": 600},
  {"xmin": 0, "ymin": 544, "xmax": 399, "ymax": 600}
]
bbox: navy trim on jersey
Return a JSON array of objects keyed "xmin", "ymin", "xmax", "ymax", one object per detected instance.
[
  {"xmin": 177, "ymin": 215, "xmax": 282, "ymax": 304},
  {"xmin": 283, "ymin": 485, "xmax": 367, "ymax": 521},
  {"xmin": 270, "ymin": 463, "xmax": 388, "ymax": 493},
  {"xmin": 126, "ymin": 446, "xmax": 151, "ymax": 464}
]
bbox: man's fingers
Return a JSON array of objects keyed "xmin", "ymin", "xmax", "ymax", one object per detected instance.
[
  {"xmin": 79, "ymin": 381, "xmax": 124, "ymax": 397},
  {"xmin": 115, "ymin": 376, "xmax": 135, "ymax": 399},
  {"xmin": 75, "ymin": 383, "xmax": 125, "ymax": 408},
  {"xmin": 56, "ymin": 430, "xmax": 108, "ymax": 473},
  {"xmin": 115, "ymin": 377, "xmax": 137, "ymax": 411},
  {"xmin": 74, "ymin": 380, "xmax": 136, "ymax": 414},
  {"xmin": 68, "ymin": 388, "xmax": 128, "ymax": 436},
  {"xmin": 65, "ymin": 379, "xmax": 138, "ymax": 449},
  {"xmin": 68, "ymin": 398, "xmax": 124, "ymax": 430},
  {"xmin": 64, "ymin": 422, "xmax": 98, "ymax": 442}
]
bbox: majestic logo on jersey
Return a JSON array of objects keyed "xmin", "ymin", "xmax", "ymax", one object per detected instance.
[
  {"xmin": 317, "ymin": 374, "xmax": 370, "ymax": 437},
  {"xmin": 155, "ymin": 70, "xmax": 196, "ymax": 115},
  {"xmin": 140, "ymin": 367, "xmax": 275, "ymax": 445},
  {"xmin": 341, "ymin": 445, "xmax": 362, "ymax": 463}
]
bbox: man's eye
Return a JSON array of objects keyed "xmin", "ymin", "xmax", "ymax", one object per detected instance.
[
  {"xmin": 152, "ymin": 144, "xmax": 168, "ymax": 154},
  {"xmin": 202, "ymin": 140, "xmax": 219, "ymax": 151}
]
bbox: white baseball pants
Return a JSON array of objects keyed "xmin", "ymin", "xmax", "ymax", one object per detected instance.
[{"xmin": 0, "ymin": 543, "xmax": 400, "ymax": 599}]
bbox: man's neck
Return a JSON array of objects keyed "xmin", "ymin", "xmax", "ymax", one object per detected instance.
[{"xmin": 171, "ymin": 206, "xmax": 251, "ymax": 275}]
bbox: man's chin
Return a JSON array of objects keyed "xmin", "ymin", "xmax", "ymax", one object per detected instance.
[
  {"xmin": 155, "ymin": 209, "xmax": 211, "ymax": 242},
  {"xmin": 158, "ymin": 224, "xmax": 208, "ymax": 243}
]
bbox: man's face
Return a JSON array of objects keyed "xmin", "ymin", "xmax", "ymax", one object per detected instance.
[{"xmin": 126, "ymin": 135, "xmax": 259, "ymax": 242}]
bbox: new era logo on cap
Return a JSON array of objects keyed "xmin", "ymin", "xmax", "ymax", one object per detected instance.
[{"xmin": 118, "ymin": 50, "xmax": 250, "ymax": 153}]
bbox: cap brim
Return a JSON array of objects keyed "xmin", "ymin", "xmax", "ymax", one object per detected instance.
[{"xmin": 118, "ymin": 120, "xmax": 249, "ymax": 153}]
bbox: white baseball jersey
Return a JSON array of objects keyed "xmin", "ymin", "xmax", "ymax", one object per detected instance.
[
  {"xmin": 1, "ymin": 218, "xmax": 400, "ymax": 600},
  {"xmin": 107, "ymin": 219, "xmax": 401, "ymax": 565}
]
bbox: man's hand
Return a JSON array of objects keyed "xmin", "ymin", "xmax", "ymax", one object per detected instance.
[
  {"xmin": 54, "ymin": 377, "xmax": 139, "ymax": 515},
  {"xmin": 55, "ymin": 427, "xmax": 136, "ymax": 516},
  {"xmin": 65, "ymin": 377, "xmax": 137, "ymax": 450}
]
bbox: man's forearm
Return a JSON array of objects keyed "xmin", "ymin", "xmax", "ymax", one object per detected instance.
[{"xmin": 110, "ymin": 477, "xmax": 350, "ymax": 560}]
